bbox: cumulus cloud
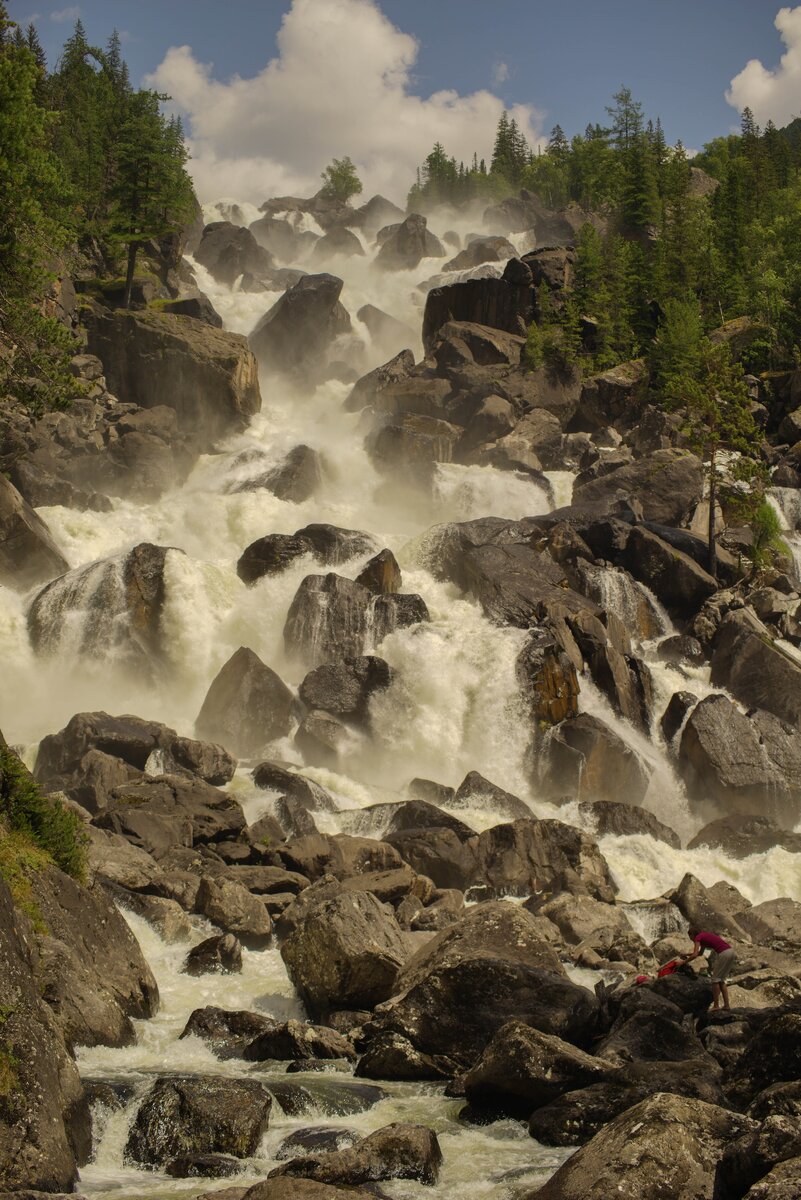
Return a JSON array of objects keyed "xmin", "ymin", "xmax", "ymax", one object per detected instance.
[
  {"xmin": 726, "ymin": 5, "xmax": 801, "ymax": 127},
  {"xmin": 50, "ymin": 5, "xmax": 80, "ymax": 21},
  {"xmin": 146, "ymin": 0, "xmax": 544, "ymax": 205}
]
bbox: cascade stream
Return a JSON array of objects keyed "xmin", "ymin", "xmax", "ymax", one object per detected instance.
[{"xmin": 4, "ymin": 202, "xmax": 801, "ymax": 1198}]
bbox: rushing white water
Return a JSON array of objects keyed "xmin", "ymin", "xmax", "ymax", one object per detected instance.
[{"xmin": 4, "ymin": 200, "xmax": 801, "ymax": 1198}]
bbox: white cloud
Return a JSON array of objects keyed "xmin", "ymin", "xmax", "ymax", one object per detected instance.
[
  {"xmin": 146, "ymin": 0, "xmax": 544, "ymax": 206},
  {"xmin": 726, "ymin": 5, "xmax": 801, "ymax": 127},
  {"xmin": 492, "ymin": 60, "xmax": 510, "ymax": 86},
  {"xmin": 50, "ymin": 5, "xmax": 80, "ymax": 21}
]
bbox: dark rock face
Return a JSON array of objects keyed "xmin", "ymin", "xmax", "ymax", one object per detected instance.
[
  {"xmin": 376, "ymin": 214, "xmax": 445, "ymax": 271},
  {"xmin": 0, "ymin": 474, "xmax": 69, "ymax": 590},
  {"xmin": 444, "ymin": 236, "xmax": 517, "ymax": 271},
  {"xmin": 85, "ymin": 308, "xmax": 261, "ymax": 446},
  {"xmin": 572, "ymin": 359, "xmax": 649, "ymax": 433},
  {"xmin": 422, "ymin": 266, "xmax": 533, "ymax": 350},
  {"xmin": 463, "ymin": 1020, "xmax": 614, "ymax": 1116},
  {"xmin": 714, "ymin": 1116, "xmax": 801, "ymax": 1200},
  {"xmin": 469, "ymin": 819, "xmax": 617, "ymax": 901},
  {"xmin": 298, "ymin": 656, "xmax": 393, "ymax": 726},
  {"xmin": 311, "ymin": 227, "xmax": 365, "ymax": 262},
  {"xmin": 124, "ymin": 1076, "xmax": 272, "ymax": 1167},
  {"xmin": 516, "ymin": 629, "xmax": 580, "ymax": 726},
  {"xmin": 452, "ymin": 772, "xmax": 532, "ymax": 821},
  {"xmin": 281, "ymin": 891, "xmax": 408, "ymax": 1018},
  {"xmin": 622, "ymin": 526, "xmax": 718, "ymax": 617},
  {"xmin": 367, "ymin": 411, "xmax": 461, "ymax": 479},
  {"xmin": 249, "ymin": 274, "xmax": 351, "ymax": 380},
  {"xmin": 237, "ymin": 524, "xmax": 375, "ymax": 585},
  {"xmin": 28, "ymin": 543, "xmax": 172, "ymax": 669},
  {"xmin": 230, "ymin": 445, "xmax": 324, "ymax": 503},
  {"xmin": 522, "ymin": 1093, "xmax": 755, "ymax": 1200},
  {"xmin": 678, "ymin": 694, "xmax": 801, "ymax": 828},
  {"xmin": 572, "ymin": 449, "xmax": 704, "ymax": 527},
  {"xmin": 661, "ymin": 690, "xmax": 697, "ymax": 744},
  {"xmin": 95, "ymin": 774, "xmax": 246, "ymax": 856},
  {"xmin": 355, "ymin": 549, "xmax": 402, "ymax": 594},
  {"xmin": 360, "ymin": 903, "xmax": 598, "ymax": 1074},
  {"xmin": 194, "ymin": 222, "xmax": 275, "ymax": 287},
  {"xmin": 195, "ymin": 647, "xmax": 294, "ymax": 759},
  {"xmin": 711, "ymin": 611, "xmax": 801, "ymax": 729},
  {"xmin": 159, "ymin": 295, "xmax": 223, "ymax": 327},
  {"xmin": 726, "ymin": 1013, "xmax": 801, "ymax": 1107},
  {"xmin": 29, "ymin": 865, "xmax": 158, "ymax": 1050},
  {"xmin": 34, "ymin": 711, "xmax": 235, "ymax": 810},
  {"xmin": 688, "ymin": 815, "xmax": 801, "ymax": 858},
  {"xmin": 194, "ymin": 877, "xmax": 272, "ymax": 946},
  {"xmin": 182, "ymin": 934, "xmax": 243, "ymax": 976},
  {"xmin": 243, "ymin": 1021, "xmax": 355, "ymax": 1063},
  {"xmin": 344, "ymin": 349, "xmax": 416, "ymax": 413},
  {"xmin": 0, "ymin": 877, "xmax": 88, "ymax": 1191},
  {"xmin": 268, "ymin": 1122, "xmax": 442, "ymax": 1187}
]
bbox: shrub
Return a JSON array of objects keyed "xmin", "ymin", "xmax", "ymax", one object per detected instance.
[{"xmin": 0, "ymin": 746, "xmax": 86, "ymax": 882}]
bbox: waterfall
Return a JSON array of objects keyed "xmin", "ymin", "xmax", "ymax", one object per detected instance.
[
  {"xmin": 769, "ymin": 487, "xmax": 801, "ymax": 579},
  {"xmin": 577, "ymin": 561, "xmax": 671, "ymax": 644}
]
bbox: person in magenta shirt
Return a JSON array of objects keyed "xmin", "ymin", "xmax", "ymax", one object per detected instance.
[{"xmin": 682, "ymin": 928, "xmax": 737, "ymax": 1011}]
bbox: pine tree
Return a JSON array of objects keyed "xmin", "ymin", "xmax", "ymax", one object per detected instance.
[
  {"xmin": 606, "ymin": 85, "xmax": 644, "ymax": 152},
  {"xmin": 319, "ymin": 155, "xmax": 362, "ymax": 203}
]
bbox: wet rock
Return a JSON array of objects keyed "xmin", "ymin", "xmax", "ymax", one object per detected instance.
[
  {"xmin": 678, "ymin": 695, "xmax": 801, "ymax": 828},
  {"xmin": 252, "ymin": 763, "xmax": 335, "ymax": 814},
  {"xmin": 231, "ymin": 445, "xmax": 324, "ymax": 503},
  {"xmin": 470, "ymin": 817, "xmax": 617, "ymax": 901},
  {"xmin": 736, "ymin": 898, "xmax": 801, "ymax": 950},
  {"xmin": 28, "ymin": 543, "xmax": 173, "ymax": 670},
  {"xmin": 444, "ymin": 236, "xmax": 517, "ymax": 271},
  {"xmin": 237, "ymin": 534, "xmax": 313, "ymax": 584},
  {"xmin": 182, "ymin": 934, "xmax": 242, "ymax": 976},
  {"xmin": 581, "ymin": 803, "xmax": 678, "ymax": 850},
  {"xmin": 85, "ymin": 308, "xmax": 261, "ymax": 446},
  {"xmin": 711, "ymin": 610, "xmax": 801, "ymax": 729},
  {"xmin": 194, "ymin": 222, "xmax": 274, "ymax": 287},
  {"xmin": 516, "ymin": 629, "xmax": 580, "ymax": 727},
  {"xmin": 281, "ymin": 891, "xmax": 409, "ymax": 1018},
  {"xmin": 124, "ymin": 1076, "xmax": 272, "ymax": 1167},
  {"xmin": 522, "ymin": 1092, "xmax": 755, "ymax": 1200},
  {"xmin": 542, "ymin": 712, "xmax": 652, "ymax": 805},
  {"xmin": 277, "ymin": 833, "xmax": 402, "ymax": 882},
  {"xmin": 405, "ymin": 780, "xmax": 457, "ymax": 807},
  {"xmin": 195, "ymin": 648, "xmax": 294, "ymax": 759},
  {"xmin": 622, "ymin": 526, "xmax": 718, "ymax": 617},
  {"xmin": 488, "ymin": 406, "xmax": 564, "ymax": 472},
  {"xmin": 452, "ymin": 771, "xmax": 531, "ymax": 821},
  {"xmin": 275, "ymin": 1127, "xmax": 360, "ymax": 1161},
  {"xmin": 354, "ymin": 1031, "xmax": 452, "ymax": 1081},
  {"xmin": 344, "ymin": 349, "xmax": 416, "ymax": 413},
  {"xmin": 367, "ymin": 411, "xmax": 461, "ymax": 478},
  {"xmin": 166, "ymin": 1152, "xmax": 242, "ymax": 1178},
  {"xmin": 194, "ymin": 877, "xmax": 272, "ymax": 946},
  {"xmin": 376, "ymin": 213, "xmax": 445, "ymax": 271},
  {"xmin": 294, "ymin": 711, "xmax": 349, "ymax": 768},
  {"xmin": 670, "ymin": 873, "xmax": 750, "ymax": 943},
  {"xmin": 361, "ymin": 902, "xmax": 597, "ymax": 1073},
  {"xmin": 243, "ymin": 1021, "xmax": 355, "ymax": 1062},
  {"xmin": 117, "ymin": 892, "xmax": 193, "ymax": 942},
  {"xmin": 298, "ymin": 656, "xmax": 393, "ymax": 727},
  {"xmin": 463, "ymin": 1021, "xmax": 614, "ymax": 1116},
  {"xmin": 311, "ymin": 227, "xmax": 364, "ymax": 262},
  {"xmin": 0, "ymin": 474, "xmax": 69, "ymax": 590},
  {"xmin": 661, "ymin": 690, "xmax": 698, "ymax": 744},
  {"xmin": 385, "ymin": 826, "xmax": 475, "ymax": 891},
  {"xmin": 268, "ymin": 1121, "xmax": 442, "ymax": 1187},
  {"xmin": 180, "ymin": 1007, "xmax": 278, "ymax": 1058},
  {"xmin": 688, "ymin": 816, "xmax": 801, "ymax": 858},
  {"xmin": 159, "ymin": 295, "xmax": 223, "ymax": 327},
  {"xmin": 242, "ymin": 1180, "xmax": 374, "ymax": 1200},
  {"xmin": 249, "ymin": 274, "xmax": 351, "ymax": 381},
  {"xmin": 355, "ymin": 549, "xmax": 402, "ymax": 595}
]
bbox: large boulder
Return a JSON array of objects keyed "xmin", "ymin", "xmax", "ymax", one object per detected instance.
[
  {"xmin": 463, "ymin": 1020, "xmax": 614, "ymax": 1116},
  {"xmin": 715, "ymin": 1116, "xmax": 801, "ymax": 1200},
  {"xmin": 422, "ymin": 260, "xmax": 533, "ymax": 350},
  {"xmin": 572, "ymin": 449, "xmax": 704, "ymax": 527},
  {"xmin": 298, "ymin": 656, "xmax": 393, "ymax": 727},
  {"xmin": 581, "ymin": 800, "xmax": 680, "ymax": 848},
  {"xmin": 622, "ymin": 525, "xmax": 718, "ymax": 617},
  {"xmin": 523, "ymin": 1093, "xmax": 755, "ymax": 1200},
  {"xmin": 0, "ymin": 474, "xmax": 69, "ymax": 590},
  {"xmin": 375, "ymin": 213, "xmax": 444, "ymax": 271},
  {"xmin": 344, "ymin": 349, "xmax": 416, "ymax": 413},
  {"xmin": 515, "ymin": 629, "xmax": 580, "ymax": 726},
  {"xmin": 249, "ymin": 274, "xmax": 351, "ymax": 380},
  {"xmin": 124, "ymin": 1076, "xmax": 272, "ymax": 1167},
  {"xmin": 237, "ymin": 524, "xmax": 375, "ymax": 585},
  {"xmin": 687, "ymin": 816, "xmax": 801, "ymax": 859},
  {"xmin": 444, "ymin": 236, "xmax": 517, "ymax": 272},
  {"xmin": 230, "ymin": 445, "xmax": 324, "ymax": 503},
  {"xmin": 469, "ymin": 818, "xmax": 617, "ymax": 901},
  {"xmin": 29, "ymin": 865, "xmax": 158, "ymax": 1050},
  {"xmin": 85, "ymin": 308, "xmax": 261, "ymax": 446},
  {"xmin": 367, "ymin": 411, "xmax": 461, "ymax": 478},
  {"xmin": 194, "ymin": 877, "xmax": 272, "ymax": 946},
  {"xmin": 95, "ymin": 774, "xmax": 246, "ymax": 855},
  {"xmin": 284, "ymin": 573, "xmax": 428, "ymax": 668},
  {"xmin": 725, "ymin": 1013, "xmax": 801, "ymax": 1106},
  {"xmin": 268, "ymin": 1122, "xmax": 442, "ymax": 1187},
  {"xmin": 34, "ymin": 711, "xmax": 235, "ymax": 811},
  {"xmin": 195, "ymin": 648, "xmax": 294, "ymax": 759},
  {"xmin": 280, "ymin": 891, "xmax": 409, "ymax": 1018},
  {"xmin": 194, "ymin": 221, "xmax": 274, "ymax": 287},
  {"xmin": 0, "ymin": 877, "xmax": 88, "ymax": 1191},
  {"xmin": 572, "ymin": 359, "xmax": 649, "ymax": 433},
  {"xmin": 678, "ymin": 694, "xmax": 801, "ymax": 828},
  {"xmin": 243, "ymin": 1019, "xmax": 355, "ymax": 1063},
  {"xmin": 711, "ymin": 611, "xmax": 801, "ymax": 729},
  {"xmin": 28, "ymin": 543, "xmax": 172, "ymax": 670},
  {"xmin": 359, "ymin": 903, "xmax": 598, "ymax": 1074},
  {"xmin": 542, "ymin": 713, "xmax": 652, "ymax": 805}
]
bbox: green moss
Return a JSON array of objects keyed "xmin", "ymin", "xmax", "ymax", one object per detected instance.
[
  {"xmin": 0, "ymin": 830, "xmax": 50, "ymax": 933},
  {"xmin": 0, "ymin": 747, "xmax": 87, "ymax": 882}
]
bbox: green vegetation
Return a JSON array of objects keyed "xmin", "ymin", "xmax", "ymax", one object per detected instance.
[
  {"xmin": 748, "ymin": 500, "xmax": 789, "ymax": 570},
  {"xmin": 0, "ymin": 4, "xmax": 194, "ymax": 412},
  {"xmin": 319, "ymin": 155, "xmax": 363, "ymax": 203},
  {"xmin": 0, "ymin": 746, "xmax": 86, "ymax": 882}
]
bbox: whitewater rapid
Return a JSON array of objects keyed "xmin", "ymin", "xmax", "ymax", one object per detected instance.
[{"xmin": 3, "ymin": 203, "xmax": 801, "ymax": 1198}]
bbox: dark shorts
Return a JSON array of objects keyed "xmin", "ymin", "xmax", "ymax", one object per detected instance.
[{"xmin": 709, "ymin": 947, "xmax": 736, "ymax": 982}]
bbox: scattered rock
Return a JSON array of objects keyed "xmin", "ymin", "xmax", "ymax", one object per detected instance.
[
  {"xmin": 182, "ymin": 934, "xmax": 243, "ymax": 976},
  {"xmin": 195, "ymin": 648, "xmax": 294, "ymax": 759},
  {"xmin": 268, "ymin": 1122, "xmax": 442, "ymax": 1187}
]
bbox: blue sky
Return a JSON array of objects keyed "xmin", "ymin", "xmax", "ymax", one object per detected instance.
[{"xmin": 10, "ymin": 0, "xmax": 800, "ymax": 203}]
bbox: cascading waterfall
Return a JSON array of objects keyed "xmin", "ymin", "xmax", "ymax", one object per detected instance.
[
  {"xmin": 769, "ymin": 486, "xmax": 801, "ymax": 578},
  {"xmin": 6, "ymin": 206, "xmax": 801, "ymax": 1200}
]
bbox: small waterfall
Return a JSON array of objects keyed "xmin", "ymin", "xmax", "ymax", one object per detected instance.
[
  {"xmin": 769, "ymin": 488, "xmax": 801, "ymax": 579},
  {"xmin": 27, "ymin": 554, "xmax": 133, "ymax": 661},
  {"xmin": 576, "ymin": 562, "xmax": 671, "ymax": 643}
]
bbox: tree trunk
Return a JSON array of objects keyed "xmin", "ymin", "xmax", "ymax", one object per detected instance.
[
  {"xmin": 707, "ymin": 442, "xmax": 717, "ymax": 578},
  {"xmin": 123, "ymin": 241, "xmax": 138, "ymax": 310}
]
